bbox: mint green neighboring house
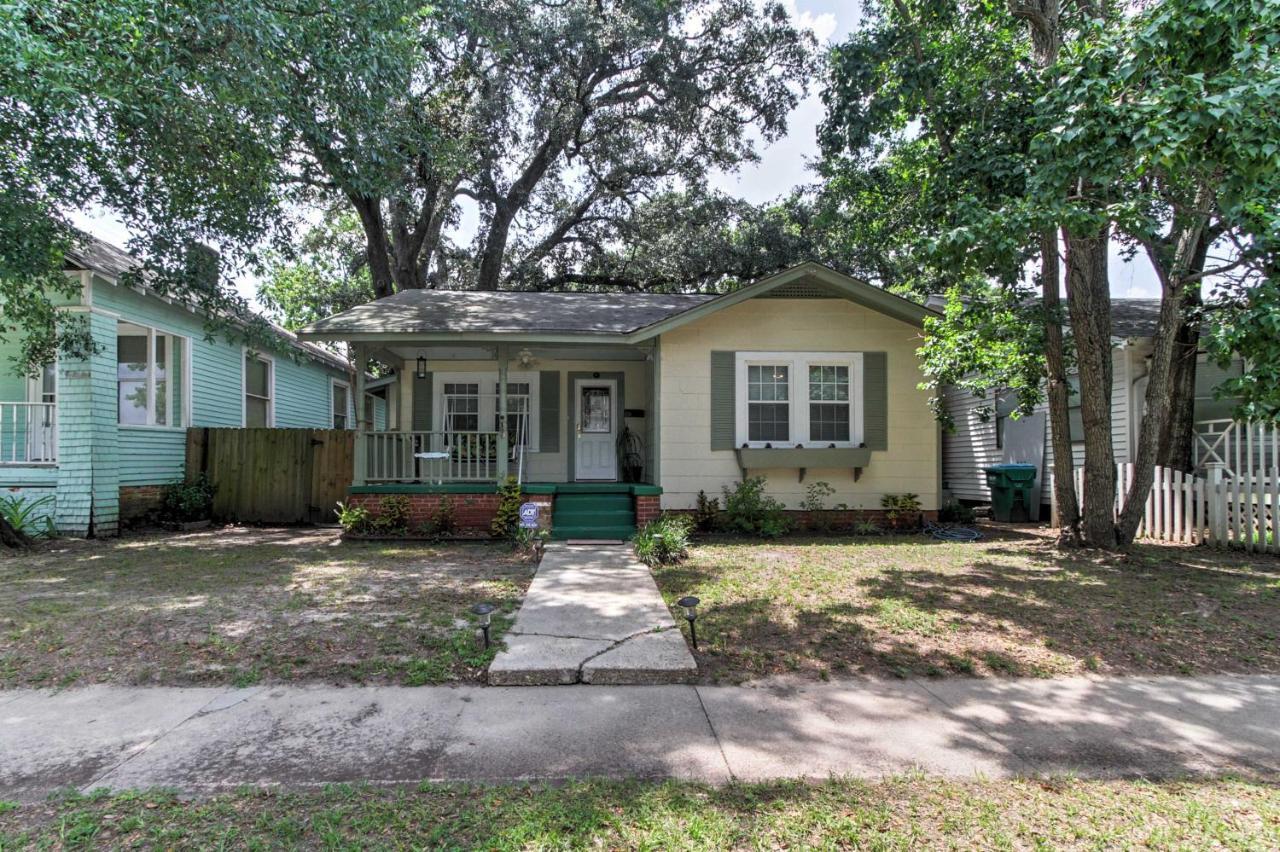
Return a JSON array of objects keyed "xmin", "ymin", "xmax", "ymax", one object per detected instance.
[{"xmin": 0, "ymin": 235, "xmax": 369, "ymax": 536}]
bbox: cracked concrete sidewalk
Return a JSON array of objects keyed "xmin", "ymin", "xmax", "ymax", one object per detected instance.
[
  {"xmin": 488, "ymin": 543, "xmax": 696, "ymax": 685},
  {"xmin": 3, "ymin": 675, "xmax": 1279, "ymax": 800}
]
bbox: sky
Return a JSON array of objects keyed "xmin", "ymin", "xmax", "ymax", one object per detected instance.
[{"xmin": 73, "ymin": 0, "xmax": 1162, "ymax": 307}]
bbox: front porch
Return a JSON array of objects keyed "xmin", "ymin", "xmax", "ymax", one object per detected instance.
[{"xmin": 350, "ymin": 341, "xmax": 659, "ymax": 489}]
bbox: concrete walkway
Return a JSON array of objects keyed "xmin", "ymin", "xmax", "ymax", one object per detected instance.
[
  {"xmin": 3, "ymin": 675, "xmax": 1278, "ymax": 800},
  {"xmin": 488, "ymin": 543, "xmax": 696, "ymax": 685}
]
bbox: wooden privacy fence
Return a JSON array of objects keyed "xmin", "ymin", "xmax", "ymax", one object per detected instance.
[
  {"xmin": 186, "ymin": 428, "xmax": 354, "ymax": 524},
  {"xmin": 1059, "ymin": 462, "xmax": 1278, "ymax": 552}
]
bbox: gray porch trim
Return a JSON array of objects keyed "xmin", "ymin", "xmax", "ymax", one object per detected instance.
[{"xmin": 566, "ymin": 371, "xmax": 626, "ymax": 483}]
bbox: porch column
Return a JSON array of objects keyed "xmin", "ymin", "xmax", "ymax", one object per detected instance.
[
  {"xmin": 352, "ymin": 344, "xmax": 368, "ymax": 486},
  {"xmin": 496, "ymin": 345, "xmax": 509, "ymax": 480}
]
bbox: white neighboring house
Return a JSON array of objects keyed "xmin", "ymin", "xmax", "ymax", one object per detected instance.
[{"xmin": 941, "ymin": 299, "xmax": 1246, "ymax": 509}]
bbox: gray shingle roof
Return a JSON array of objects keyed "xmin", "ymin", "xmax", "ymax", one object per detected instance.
[
  {"xmin": 1110, "ymin": 298, "xmax": 1163, "ymax": 339},
  {"xmin": 64, "ymin": 233, "xmax": 139, "ymax": 278},
  {"xmin": 65, "ymin": 231, "xmax": 350, "ymax": 372},
  {"xmin": 301, "ymin": 289, "xmax": 717, "ymax": 336}
]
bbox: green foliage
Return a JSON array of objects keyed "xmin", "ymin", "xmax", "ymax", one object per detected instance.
[
  {"xmin": 938, "ymin": 501, "xmax": 976, "ymax": 525},
  {"xmin": 880, "ymin": 493, "xmax": 923, "ymax": 530},
  {"xmin": 512, "ymin": 526, "xmax": 550, "ymax": 555},
  {"xmin": 852, "ymin": 520, "xmax": 882, "ymax": 536},
  {"xmin": 0, "ymin": 494, "xmax": 55, "ymax": 538},
  {"xmin": 424, "ymin": 497, "xmax": 458, "ymax": 540},
  {"xmin": 693, "ymin": 490, "xmax": 722, "ymax": 533},
  {"xmin": 722, "ymin": 477, "xmax": 792, "ymax": 539},
  {"xmin": 490, "ymin": 477, "xmax": 523, "ymax": 542},
  {"xmin": 800, "ymin": 481, "xmax": 835, "ymax": 514},
  {"xmin": 335, "ymin": 501, "xmax": 371, "ymax": 535},
  {"xmin": 370, "ymin": 495, "xmax": 410, "ymax": 535},
  {"xmin": 632, "ymin": 514, "xmax": 692, "ymax": 566},
  {"xmin": 159, "ymin": 475, "xmax": 215, "ymax": 523}
]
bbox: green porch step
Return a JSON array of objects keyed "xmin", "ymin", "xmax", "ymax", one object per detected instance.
[
  {"xmin": 551, "ymin": 490, "xmax": 635, "ymax": 541},
  {"xmin": 552, "ymin": 524, "xmax": 637, "ymax": 541}
]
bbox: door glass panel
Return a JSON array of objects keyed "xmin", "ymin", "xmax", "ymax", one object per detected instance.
[{"xmin": 581, "ymin": 387, "xmax": 611, "ymax": 433}]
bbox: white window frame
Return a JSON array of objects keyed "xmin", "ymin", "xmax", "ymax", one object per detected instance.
[
  {"xmin": 432, "ymin": 370, "xmax": 540, "ymax": 451},
  {"xmin": 117, "ymin": 321, "xmax": 192, "ymax": 429},
  {"xmin": 242, "ymin": 349, "xmax": 275, "ymax": 427},
  {"xmin": 331, "ymin": 379, "xmax": 351, "ymax": 429},
  {"xmin": 734, "ymin": 352, "xmax": 864, "ymax": 449}
]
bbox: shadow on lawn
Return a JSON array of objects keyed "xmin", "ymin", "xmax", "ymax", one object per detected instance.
[{"xmin": 661, "ymin": 533, "xmax": 1280, "ymax": 682}]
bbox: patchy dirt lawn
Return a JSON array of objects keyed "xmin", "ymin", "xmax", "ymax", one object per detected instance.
[
  {"xmin": 0, "ymin": 528, "xmax": 531, "ymax": 688},
  {"xmin": 653, "ymin": 526, "xmax": 1280, "ymax": 683}
]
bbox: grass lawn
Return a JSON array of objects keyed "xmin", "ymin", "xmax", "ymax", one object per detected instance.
[
  {"xmin": 652, "ymin": 527, "xmax": 1280, "ymax": 683},
  {"xmin": 1, "ymin": 776, "xmax": 1276, "ymax": 849},
  {"xmin": 0, "ymin": 528, "xmax": 531, "ymax": 688}
]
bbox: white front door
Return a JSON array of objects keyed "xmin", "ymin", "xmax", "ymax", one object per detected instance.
[{"xmin": 574, "ymin": 379, "xmax": 617, "ymax": 481}]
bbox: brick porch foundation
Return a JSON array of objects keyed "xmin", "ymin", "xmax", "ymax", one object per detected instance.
[{"xmin": 119, "ymin": 485, "xmax": 165, "ymax": 522}]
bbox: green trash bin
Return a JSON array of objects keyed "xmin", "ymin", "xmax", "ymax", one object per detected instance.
[{"xmin": 984, "ymin": 463, "xmax": 1039, "ymax": 522}]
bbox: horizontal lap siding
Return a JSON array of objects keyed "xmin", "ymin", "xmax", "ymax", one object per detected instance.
[
  {"xmin": 92, "ymin": 278, "xmax": 350, "ymax": 435},
  {"xmin": 658, "ymin": 298, "xmax": 940, "ymax": 511},
  {"xmin": 117, "ymin": 427, "xmax": 186, "ymax": 485}
]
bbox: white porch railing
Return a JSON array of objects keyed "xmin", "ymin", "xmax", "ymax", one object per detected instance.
[
  {"xmin": 365, "ymin": 431, "xmax": 530, "ymax": 483},
  {"xmin": 0, "ymin": 402, "xmax": 57, "ymax": 465},
  {"xmin": 1194, "ymin": 419, "xmax": 1278, "ymax": 480}
]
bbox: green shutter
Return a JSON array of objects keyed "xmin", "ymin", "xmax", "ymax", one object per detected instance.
[
  {"xmin": 539, "ymin": 370, "xmax": 560, "ymax": 452},
  {"xmin": 710, "ymin": 351, "xmax": 736, "ymax": 450},
  {"xmin": 412, "ymin": 372, "xmax": 433, "ymax": 431},
  {"xmin": 863, "ymin": 352, "xmax": 887, "ymax": 451}
]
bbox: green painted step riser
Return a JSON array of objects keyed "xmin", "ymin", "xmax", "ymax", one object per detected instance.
[
  {"xmin": 552, "ymin": 509, "xmax": 635, "ymax": 521},
  {"xmin": 552, "ymin": 526, "xmax": 636, "ymax": 540},
  {"xmin": 552, "ymin": 491, "xmax": 632, "ymax": 504}
]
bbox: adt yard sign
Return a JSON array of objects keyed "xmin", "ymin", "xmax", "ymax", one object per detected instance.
[{"xmin": 519, "ymin": 502, "xmax": 540, "ymax": 529}]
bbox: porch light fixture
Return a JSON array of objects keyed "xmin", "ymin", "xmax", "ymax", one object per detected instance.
[
  {"xmin": 677, "ymin": 595, "xmax": 701, "ymax": 650},
  {"xmin": 516, "ymin": 347, "xmax": 537, "ymax": 368},
  {"xmin": 416, "ymin": 356, "xmax": 428, "ymax": 379},
  {"xmin": 471, "ymin": 602, "xmax": 497, "ymax": 648}
]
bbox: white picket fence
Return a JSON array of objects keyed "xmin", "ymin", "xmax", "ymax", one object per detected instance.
[{"xmin": 1060, "ymin": 462, "xmax": 1278, "ymax": 552}]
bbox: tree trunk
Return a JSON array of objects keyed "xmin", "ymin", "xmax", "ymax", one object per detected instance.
[
  {"xmin": 1064, "ymin": 223, "xmax": 1117, "ymax": 548},
  {"xmin": 1116, "ymin": 191, "xmax": 1214, "ymax": 545},
  {"xmin": 1041, "ymin": 232, "xmax": 1081, "ymax": 545},
  {"xmin": 0, "ymin": 515, "xmax": 31, "ymax": 549},
  {"xmin": 350, "ymin": 194, "xmax": 397, "ymax": 299},
  {"xmin": 1158, "ymin": 299, "xmax": 1200, "ymax": 472}
]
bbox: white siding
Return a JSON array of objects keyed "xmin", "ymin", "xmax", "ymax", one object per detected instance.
[{"xmin": 942, "ymin": 343, "xmax": 1138, "ymax": 505}]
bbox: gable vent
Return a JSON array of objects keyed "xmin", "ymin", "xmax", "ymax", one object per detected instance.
[{"xmin": 758, "ymin": 281, "xmax": 837, "ymax": 298}]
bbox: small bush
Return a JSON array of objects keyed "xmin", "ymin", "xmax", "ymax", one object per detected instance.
[
  {"xmin": 336, "ymin": 501, "xmax": 371, "ymax": 534},
  {"xmin": 490, "ymin": 476, "xmax": 523, "ymax": 541},
  {"xmin": 722, "ymin": 476, "xmax": 792, "ymax": 539},
  {"xmin": 370, "ymin": 495, "xmax": 411, "ymax": 534},
  {"xmin": 693, "ymin": 490, "xmax": 721, "ymax": 532},
  {"xmin": 880, "ymin": 493, "xmax": 923, "ymax": 530},
  {"xmin": 852, "ymin": 520, "xmax": 882, "ymax": 536},
  {"xmin": 159, "ymin": 475, "xmax": 215, "ymax": 522},
  {"xmin": 801, "ymin": 480, "xmax": 836, "ymax": 532},
  {"xmin": 633, "ymin": 514, "xmax": 692, "ymax": 565},
  {"xmin": 938, "ymin": 501, "xmax": 976, "ymax": 524}
]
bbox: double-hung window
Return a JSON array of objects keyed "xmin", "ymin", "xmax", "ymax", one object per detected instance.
[
  {"xmin": 244, "ymin": 353, "xmax": 273, "ymax": 427},
  {"xmin": 332, "ymin": 380, "xmax": 350, "ymax": 429},
  {"xmin": 736, "ymin": 352, "xmax": 863, "ymax": 448},
  {"xmin": 117, "ymin": 321, "xmax": 187, "ymax": 427},
  {"xmin": 435, "ymin": 372, "xmax": 539, "ymax": 450}
]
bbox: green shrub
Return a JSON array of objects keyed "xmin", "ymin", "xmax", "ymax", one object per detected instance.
[
  {"xmin": 335, "ymin": 501, "xmax": 372, "ymax": 534},
  {"xmin": 415, "ymin": 496, "xmax": 458, "ymax": 541},
  {"xmin": 722, "ymin": 476, "xmax": 792, "ymax": 539},
  {"xmin": 633, "ymin": 514, "xmax": 692, "ymax": 565},
  {"xmin": 880, "ymin": 493, "xmax": 923, "ymax": 530},
  {"xmin": 852, "ymin": 520, "xmax": 882, "ymax": 536},
  {"xmin": 159, "ymin": 475, "xmax": 215, "ymax": 522},
  {"xmin": 938, "ymin": 501, "xmax": 976, "ymax": 524},
  {"xmin": 693, "ymin": 490, "xmax": 721, "ymax": 532},
  {"xmin": 370, "ymin": 495, "xmax": 411, "ymax": 534},
  {"xmin": 0, "ymin": 494, "xmax": 55, "ymax": 538},
  {"xmin": 490, "ymin": 476, "xmax": 522, "ymax": 541},
  {"xmin": 801, "ymin": 480, "xmax": 836, "ymax": 532}
]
